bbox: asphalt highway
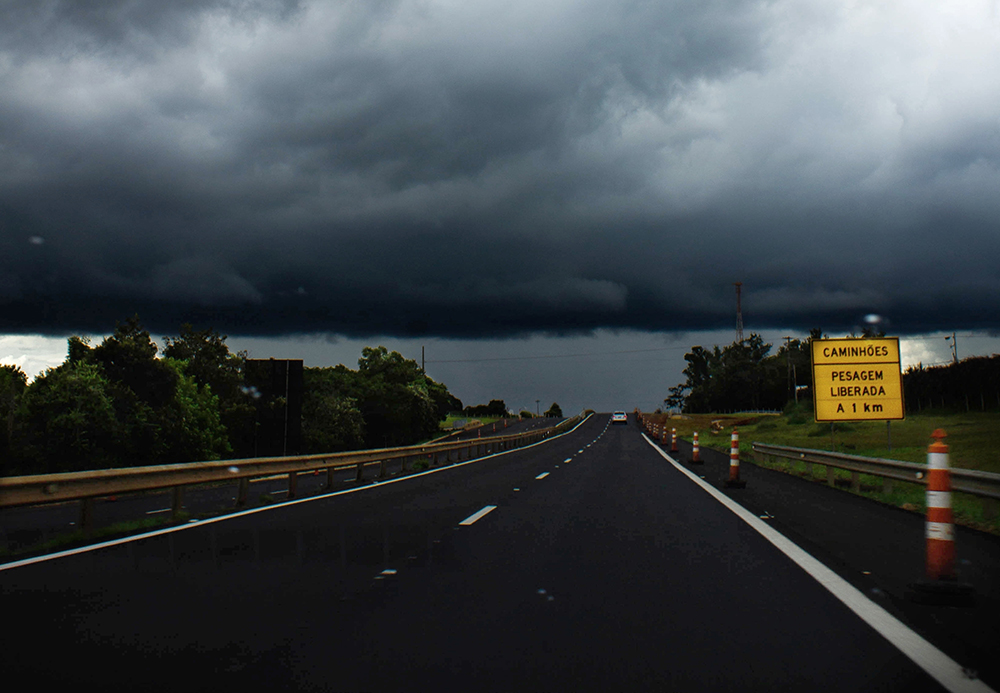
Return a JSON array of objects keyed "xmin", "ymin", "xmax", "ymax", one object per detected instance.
[{"xmin": 0, "ymin": 414, "xmax": 993, "ymax": 692}]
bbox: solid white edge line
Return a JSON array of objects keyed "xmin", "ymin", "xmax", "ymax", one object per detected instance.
[
  {"xmin": 1, "ymin": 415, "xmax": 595, "ymax": 572},
  {"xmin": 641, "ymin": 433, "xmax": 994, "ymax": 693},
  {"xmin": 459, "ymin": 505, "xmax": 498, "ymax": 526}
]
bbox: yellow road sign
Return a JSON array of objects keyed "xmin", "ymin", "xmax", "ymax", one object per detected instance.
[{"xmin": 811, "ymin": 338, "xmax": 904, "ymax": 421}]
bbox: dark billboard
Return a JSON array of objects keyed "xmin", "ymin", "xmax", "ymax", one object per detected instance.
[{"xmin": 243, "ymin": 359, "xmax": 303, "ymax": 457}]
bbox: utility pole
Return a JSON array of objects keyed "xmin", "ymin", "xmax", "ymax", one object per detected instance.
[
  {"xmin": 945, "ymin": 333, "xmax": 958, "ymax": 364},
  {"xmin": 735, "ymin": 282, "xmax": 744, "ymax": 343},
  {"xmin": 784, "ymin": 336, "xmax": 793, "ymax": 401}
]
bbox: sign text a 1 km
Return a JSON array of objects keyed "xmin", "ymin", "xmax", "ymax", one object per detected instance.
[{"xmin": 811, "ymin": 338, "xmax": 905, "ymax": 422}]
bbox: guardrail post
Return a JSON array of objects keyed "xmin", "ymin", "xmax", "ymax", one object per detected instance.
[
  {"xmin": 172, "ymin": 486, "xmax": 184, "ymax": 518},
  {"xmin": 326, "ymin": 467, "xmax": 335, "ymax": 488},
  {"xmin": 356, "ymin": 461, "xmax": 364, "ymax": 481},
  {"xmin": 827, "ymin": 465, "xmax": 835, "ymax": 486},
  {"xmin": 379, "ymin": 459, "xmax": 387, "ymax": 478},
  {"xmin": 851, "ymin": 471, "xmax": 861, "ymax": 492},
  {"xmin": 235, "ymin": 478, "xmax": 248, "ymax": 508},
  {"xmin": 288, "ymin": 472, "xmax": 298, "ymax": 499},
  {"xmin": 80, "ymin": 497, "xmax": 94, "ymax": 532}
]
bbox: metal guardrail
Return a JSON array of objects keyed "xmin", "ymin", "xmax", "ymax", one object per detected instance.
[
  {"xmin": 751, "ymin": 443, "xmax": 1000, "ymax": 501},
  {"xmin": 0, "ymin": 419, "xmax": 579, "ymax": 528}
]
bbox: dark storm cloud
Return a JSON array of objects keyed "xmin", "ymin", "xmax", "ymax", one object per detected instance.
[{"xmin": 2, "ymin": 0, "xmax": 999, "ymax": 338}]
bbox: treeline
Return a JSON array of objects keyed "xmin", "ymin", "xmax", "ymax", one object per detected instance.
[
  {"xmin": 0, "ymin": 317, "xmax": 464, "ymax": 475},
  {"xmin": 460, "ymin": 400, "xmax": 563, "ymax": 418},
  {"xmin": 905, "ymin": 355, "xmax": 1000, "ymax": 412},
  {"xmin": 670, "ymin": 329, "xmax": 1000, "ymax": 415},
  {"xmin": 667, "ymin": 332, "xmax": 817, "ymax": 414},
  {"xmin": 303, "ymin": 346, "xmax": 462, "ymax": 451}
]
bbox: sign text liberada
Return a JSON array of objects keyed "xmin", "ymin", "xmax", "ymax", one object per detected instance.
[{"xmin": 811, "ymin": 338, "xmax": 904, "ymax": 422}]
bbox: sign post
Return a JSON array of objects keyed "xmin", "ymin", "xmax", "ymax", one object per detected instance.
[{"xmin": 811, "ymin": 338, "xmax": 905, "ymax": 422}]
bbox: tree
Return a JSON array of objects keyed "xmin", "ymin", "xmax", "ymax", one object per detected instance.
[
  {"xmin": 92, "ymin": 315, "xmax": 177, "ymax": 410},
  {"xmin": 342, "ymin": 347, "xmax": 442, "ymax": 447},
  {"xmin": 464, "ymin": 399, "xmax": 508, "ymax": 417},
  {"xmin": 664, "ymin": 384, "xmax": 688, "ymax": 411},
  {"xmin": 674, "ymin": 335, "xmax": 773, "ymax": 413},
  {"xmin": 151, "ymin": 358, "xmax": 231, "ymax": 463},
  {"xmin": 163, "ymin": 323, "xmax": 252, "ymax": 457},
  {"xmin": 162, "ymin": 324, "xmax": 245, "ymax": 402},
  {"xmin": 15, "ymin": 361, "xmax": 121, "ymax": 472},
  {"xmin": 0, "ymin": 365, "xmax": 27, "ymax": 471},
  {"xmin": 301, "ymin": 367, "xmax": 366, "ymax": 453},
  {"xmin": 544, "ymin": 402, "xmax": 562, "ymax": 418},
  {"xmin": 427, "ymin": 377, "xmax": 462, "ymax": 419}
]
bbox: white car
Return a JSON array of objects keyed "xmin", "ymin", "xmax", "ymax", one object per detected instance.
[{"xmin": 612, "ymin": 411, "xmax": 627, "ymax": 425}]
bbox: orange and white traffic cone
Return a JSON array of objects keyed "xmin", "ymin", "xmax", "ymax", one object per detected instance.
[
  {"xmin": 724, "ymin": 428, "xmax": 746, "ymax": 488},
  {"xmin": 691, "ymin": 432, "xmax": 702, "ymax": 464},
  {"xmin": 671, "ymin": 428, "xmax": 678, "ymax": 453},
  {"xmin": 910, "ymin": 429, "xmax": 974, "ymax": 604},
  {"xmin": 926, "ymin": 429, "xmax": 954, "ymax": 581}
]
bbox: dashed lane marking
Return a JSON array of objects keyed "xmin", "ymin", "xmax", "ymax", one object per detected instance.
[
  {"xmin": 535, "ymin": 472, "xmax": 550, "ymax": 480},
  {"xmin": 459, "ymin": 505, "xmax": 498, "ymax": 526}
]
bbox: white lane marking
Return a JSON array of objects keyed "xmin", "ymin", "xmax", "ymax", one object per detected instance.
[
  {"xmin": 563, "ymin": 458, "xmax": 572, "ymax": 463},
  {"xmin": 535, "ymin": 472, "xmax": 550, "ymax": 480},
  {"xmin": 577, "ymin": 449, "xmax": 584, "ymax": 453},
  {"xmin": 513, "ymin": 488, "xmax": 520, "ymax": 491},
  {"xmin": 641, "ymin": 434, "xmax": 996, "ymax": 693},
  {"xmin": 145, "ymin": 508, "xmax": 171, "ymax": 515},
  {"xmin": 1, "ymin": 414, "xmax": 596, "ymax": 572},
  {"xmin": 459, "ymin": 505, "xmax": 498, "ymax": 526},
  {"xmin": 380, "ymin": 569, "xmax": 397, "ymax": 575}
]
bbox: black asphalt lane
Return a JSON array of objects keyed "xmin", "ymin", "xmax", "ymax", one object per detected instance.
[
  {"xmin": 658, "ymin": 433, "xmax": 1000, "ymax": 690},
  {"xmin": 0, "ymin": 415, "xmax": 959, "ymax": 691}
]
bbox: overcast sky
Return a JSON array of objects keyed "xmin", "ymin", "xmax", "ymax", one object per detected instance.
[{"xmin": 2, "ymin": 1, "xmax": 999, "ymax": 412}]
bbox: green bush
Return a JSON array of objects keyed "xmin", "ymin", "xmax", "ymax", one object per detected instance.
[{"xmin": 807, "ymin": 422, "xmax": 854, "ymax": 437}]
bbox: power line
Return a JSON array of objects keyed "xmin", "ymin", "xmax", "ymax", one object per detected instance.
[{"xmin": 425, "ymin": 345, "xmax": 691, "ymax": 364}]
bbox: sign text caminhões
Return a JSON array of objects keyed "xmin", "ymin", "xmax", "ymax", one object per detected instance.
[{"xmin": 811, "ymin": 338, "xmax": 904, "ymax": 422}]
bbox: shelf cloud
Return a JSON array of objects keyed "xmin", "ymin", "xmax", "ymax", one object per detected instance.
[{"xmin": 2, "ymin": 0, "xmax": 998, "ymax": 339}]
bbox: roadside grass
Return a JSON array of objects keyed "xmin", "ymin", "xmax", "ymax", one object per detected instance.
[
  {"xmin": 0, "ymin": 512, "xmax": 192, "ymax": 560},
  {"xmin": 643, "ymin": 408, "xmax": 1000, "ymax": 535},
  {"xmin": 439, "ymin": 415, "xmax": 507, "ymax": 431}
]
